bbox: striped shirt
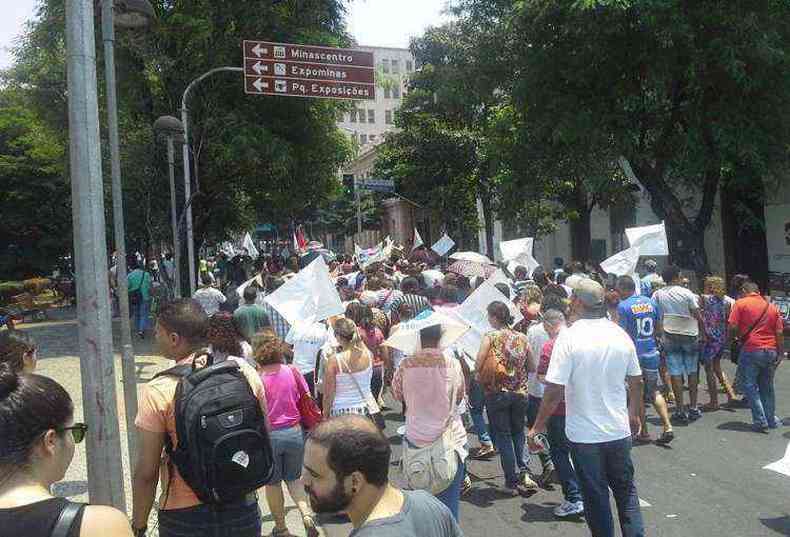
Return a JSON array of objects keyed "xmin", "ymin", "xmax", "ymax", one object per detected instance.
[
  {"xmin": 390, "ymin": 293, "xmax": 432, "ymax": 317},
  {"xmin": 258, "ymin": 298, "xmax": 291, "ymax": 340}
]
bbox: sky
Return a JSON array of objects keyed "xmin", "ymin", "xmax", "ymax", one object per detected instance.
[{"xmin": 0, "ymin": 0, "xmax": 450, "ymax": 70}]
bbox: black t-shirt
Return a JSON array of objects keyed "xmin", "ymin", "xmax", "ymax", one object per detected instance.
[{"xmin": 0, "ymin": 498, "xmax": 85, "ymax": 537}]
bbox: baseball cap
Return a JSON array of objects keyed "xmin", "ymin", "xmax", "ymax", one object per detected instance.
[{"xmin": 572, "ymin": 278, "xmax": 605, "ymax": 307}]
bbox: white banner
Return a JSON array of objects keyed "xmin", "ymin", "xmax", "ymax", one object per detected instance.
[
  {"xmin": 241, "ymin": 232, "xmax": 259, "ymax": 258},
  {"xmin": 431, "ymin": 233, "xmax": 456, "ymax": 257},
  {"xmin": 263, "ymin": 256, "xmax": 344, "ymax": 325},
  {"xmin": 499, "ymin": 237, "xmax": 534, "ymax": 261},
  {"xmin": 625, "ymin": 221, "xmax": 669, "ymax": 256},
  {"xmin": 412, "ymin": 228, "xmax": 424, "ymax": 251},
  {"xmin": 600, "ymin": 246, "xmax": 641, "ymax": 296}
]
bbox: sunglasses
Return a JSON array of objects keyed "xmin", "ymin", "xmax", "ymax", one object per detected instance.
[{"xmin": 59, "ymin": 423, "xmax": 88, "ymax": 444}]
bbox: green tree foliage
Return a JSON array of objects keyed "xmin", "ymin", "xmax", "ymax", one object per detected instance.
[
  {"xmin": 2, "ymin": 0, "xmax": 355, "ymax": 274},
  {"xmin": 454, "ymin": 0, "xmax": 790, "ymax": 272}
]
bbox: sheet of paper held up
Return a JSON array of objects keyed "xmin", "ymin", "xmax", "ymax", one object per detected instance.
[{"xmin": 763, "ymin": 441, "xmax": 790, "ymax": 477}]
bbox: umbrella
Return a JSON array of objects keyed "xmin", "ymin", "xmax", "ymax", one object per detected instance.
[
  {"xmin": 382, "ymin": 310, "xmax": 470, "ymax": 355},
  {"xmin": 447, "ymin": 259, "xmax": 497, "ymax": 279},
  {"xmin": 449, "ymin": 251, "xmax": 492, "ymax": 264}
]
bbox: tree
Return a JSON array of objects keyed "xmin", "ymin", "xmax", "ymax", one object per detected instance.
[{"xmin": 455, "ymin": 0, "xmax": 790, "ymax": 273}]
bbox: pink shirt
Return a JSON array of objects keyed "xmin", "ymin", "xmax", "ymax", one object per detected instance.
[
  {"xmin": 392, "ymin": 348, "xmax": 467, "ymax": 450},
  {"xmin": 260, "ymin": 365, "xmax": 308, "ymax": 431}
]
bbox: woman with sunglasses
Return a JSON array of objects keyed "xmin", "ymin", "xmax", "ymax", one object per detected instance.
[{"xmin": 0, "ymin": 362, "xmax": 133, "ymax": 536}]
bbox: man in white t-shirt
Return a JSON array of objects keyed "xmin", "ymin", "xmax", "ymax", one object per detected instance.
[
  {"xmin": 528, "ymin": 278, "xmax": 644, "ymax": 537},
  {"xmin": 191, "ymin": 273, "xmax": 226, "ymax": 317},
  {"xmin": 285, "ymin": 319, "xmax": 330, "ymax": 397},
  {"xmin": 652, "ymin": 265, "xmax": 706, "ymax": 423}
]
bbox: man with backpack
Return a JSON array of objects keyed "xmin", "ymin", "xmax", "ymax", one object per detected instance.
[{"xmin": 131, "ymin": 299, "xmax": 274, "ymax": 537}]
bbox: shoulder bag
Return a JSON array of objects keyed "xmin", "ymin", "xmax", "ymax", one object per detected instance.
[
  {"xmin": 478, "ymin": 330, "xmax": 510, "ymax": 392},
  {"xmin": 289, "ymin": 365, "xmax": 323, "ymax": 430},
  {"xmin": 51, "ymin": 502, "xmax": 85, "ymax": 537},
  {"xmin": 400, "ymin": 355, "xmax": 462, "ymax": 495},
  {"xmin": 731, "ymin": 300, "xmax": 770, "ymax": 364}
]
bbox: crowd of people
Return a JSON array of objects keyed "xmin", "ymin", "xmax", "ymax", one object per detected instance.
[{"xmin": 0, "ymin": 242, "xmax": 786, "ymax": 537}]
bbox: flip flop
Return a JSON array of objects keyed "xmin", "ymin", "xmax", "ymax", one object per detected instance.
[{"xmin": 656, "ymin": 430, "xmax": 675, "ymax": 445}]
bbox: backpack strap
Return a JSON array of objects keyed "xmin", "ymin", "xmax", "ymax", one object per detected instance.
[
  {"xmin": 51, "ymin": 502, "xmax": 85, "ymax": 537},
  {"xmin": 152, "ymin": 364, "xmax": 193, "ymax": 381}
]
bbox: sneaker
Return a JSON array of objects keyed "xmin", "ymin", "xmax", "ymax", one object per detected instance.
[
  {"xmin": 540, "ymin": 467, "xmax": 558, "ymax": 487},
  {"xmin": 687, "ymin": 407, "xmax": 702, "ymax": 420},
  {"xmin": 520, "ymin": 471, "xmax": 539, "ymax": 490},
  {"xmin": 554, "ymin": 500, "xmax": 584, "ymax": 518},
  {"xmin": 461, "ymin": 475, "xmax": 473, "ymax": 496},
  {"xmin": 671, "ymin": 410, "xmax": 689, "ymax": 424}
]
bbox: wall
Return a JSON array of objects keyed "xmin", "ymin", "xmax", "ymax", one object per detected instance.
[{"xmin": 766, "ymin": 177, "xmax": 790, "ymax": 274}]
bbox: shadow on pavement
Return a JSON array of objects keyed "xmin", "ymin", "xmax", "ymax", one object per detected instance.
[
  {"xmin": 717, "ymin": 421, "xmax": 754, "ymax": 432},
  {"xmin": 520, "ymin": 501, "xmax": 584, "ymax": 524},
  {"xmin": 760, "ymin": 515, "xmax": 790, "ymax": 535}
]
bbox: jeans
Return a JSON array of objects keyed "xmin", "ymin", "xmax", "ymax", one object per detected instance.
[
  {"xmin": 547, "ymin": 414, "xmax": 582, "ymax": 504},
  {"xmin": 131, "ymin": 299, "xmax": 150, "ymax": 334},
  {"xmin": 468, "ymin": 378, "xmax": 492, "ymax": 445},
  {"xmin": 158, "ymin": 498, "xmax": 261, "ymax": 537},
  {"xmin": 371, "ymin": 365, "xmax": 383, "ymax": 402},
  {"xmin": 268, "ymin": 425, "xmax": 305, "ymax": 484},
  {"xmin": 435, "ymin": 454, "xmax": 465, "ymax": 521},
  {"xmin": 740, "ymin": 349, "xmax": 778, "ymax": 428},
  {"xmin": 527, "ymin": 395, "xmax": 552, "ymax": 471},
  {"xmin": 486, "ymin": 391, "xmax": 528, "ymax": 488},
  {"xmin": 570, "ymin": 437, "xmax": 644, "ymax": 537}
]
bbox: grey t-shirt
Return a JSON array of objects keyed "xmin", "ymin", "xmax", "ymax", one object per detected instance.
[{"xmin": 349, "ymin": 490, "xmax": 464, "ymax": 537}]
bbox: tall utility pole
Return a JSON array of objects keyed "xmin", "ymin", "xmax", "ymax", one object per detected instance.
[
  {"xmin": 355, "ymin": 178, "xmax": 362, "ymax": 235},
  {"xmin": 167, "ymin": 135, "xmax": 182, "ymax": 297},
  {"xmin": 65, "ymin": 0, "xmax": 126, "ymax": 510},
  {"xmin": 100, "ymin": 0, "xmax": 145, "ymax": 475}
]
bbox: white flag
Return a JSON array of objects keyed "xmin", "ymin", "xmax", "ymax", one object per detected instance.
[
  {"xmin": 264, "ymin": 256, "xmax": 344, "ymax": 325},
  {"xmin": 412, "ymin": 228, "xmax": 424, "ymax": 251},
  {"xmin": 499, "ymin": 237, "xmax": 534, "ymax": 262},
  {"xmin": 625, "ymin": 222, "xmax": 669, "ymax": 256},
  {"xmin": 600, "ymin": 246, "xmax": 641, "ymax": 296},
  {"xmin": 241, "ymin": 232, "xmax": 259, "ymax": 258},
  {"xmin": 507, "ymin": 253, "xmax": 540, "ymax": 278},
  {"xmin": 431, "ymin": 233, "xmax": 456, "ymax": 257}
]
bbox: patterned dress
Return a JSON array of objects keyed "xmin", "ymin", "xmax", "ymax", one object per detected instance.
[
  {"xmin": 490, "ymin": 329, "xmax": 530, "ymax": 395},
  {"xmin": 701, "ymin": 294, "xmax": 728, "ymax": 362}
]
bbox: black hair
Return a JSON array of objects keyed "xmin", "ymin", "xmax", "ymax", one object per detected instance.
[
  {"xmin": 514, "ymin": 266, "xmax": 528, "ymax": 279},
  {"xmin": 439, "ymin": 285, "xmax": 459, "ymax": 304},
  {"xmin": 243, "ymin": 284, "xmax": 258, "ymax": 303},
  {"xmin": 308, "ymin": 415, "xmax": 391, "ymax": 487},
  {"xmin": 401, "ymin": 276, "xmax": 419, "ymax": 294},
  {"xmin": 616, "ymin": 275, "xmax": 636, "ymax": 293},
  {"xmin": 494, "ymin": 282, "xmax": 511, "ymax": 300},
  {"xmin": 532, "ymin": 266, "xmax": 549, "ymax": 288},
  {"xmin": 0, "ymin": 364, "xmax": 73, "ymax": 476},
  {"xmin": 570, "ymin": 261, "xmax": 585, "ymax": 274},
  {"xmin": 662, "ymin": 265, "xmax": 681, "ymax": 284},
  {"xmin": 200, "ymin": 273, "xmax": 213, "ymax": 286},
  {"xmin": 541, "ymin": 294, "xmax": 568, "ymax": 316},
  {"xmin": 543, "ymin": 283, "xmax": 568, "ymax": 301},
  {"xmin": 0, "ymin": 331, "xmax": 35, "ymax": 373},
  {"xmin": 556, "ymin": 271, "xmax": 568, "ymax": 285},
  {"xmin": 157, "ymin": 298, "xmax": 209, "ymax": 345},
  {"xmin": 730, "ymin": 273, "xmax": 751, "ymax": 297},
  {"xmin": 487, "ymin": 300, "xmax": 513, "ymax": 327},
  {"xmin": 420, "ymin": 325, "xmax": 442, "ymax": 348}
]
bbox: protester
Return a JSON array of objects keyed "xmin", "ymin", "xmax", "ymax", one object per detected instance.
[
  {"xmin": 302, "ymin": 415, "xmax": 463, "ymax": 536},
  {"xmin": 233, "ymin": 284, "xmax": 271, "ymax": 341},
  {"xmin": 536, "ymin": 309, "xmax": 584, "ymax": 518},
  {"xmin": 653, "ymin": 265, "xmax": 706, "ymax": 423},
  {"xmin": 699, "ymin": 276, "xmax": 737, "ymax": 410},
  {"xmin": 390, "ymin": 276, "xmax": 432, "ymax": 318},
  {"xmin": 0, "ymin": 330, "xmax": 37, "ymax": 373},
  {"xmin": 261, "ymin": 276, "xmax": 292, "ymax": 340},
  {"xmin": 128, "ymin": 256, "xmax": 153, "ymax": 338},
  {"xmin": 322, "ymin": 318, "xmax": 381, "ymax": 425},
  {"xmin": 476, "ymin": 301, "xmax": 537, "ymax": 494},
  {"xmin": 0, "ymin": 363, "xmax": 133, "ymax": 536},
  {"xmin": 640, "ymin": 259, "xmax": 664, "ymax": 296},
  {"xmin": 392, "ymin": 324, "xmax": 468, "ymax": 520},
  {"xmin": 345, "ymin": 303, "xmax": 388, "ymax": 403},
  {"xmin": 207, "ymin": 311, "xmax": 253, "ymax": 363},
  {"xmin": 286, "ymin": 319, "xmax": 331, "ymax": 397},
  {"xmin": 132, "ymin": 299, "xmax": 270, "ymax": 537},
  {"xmin": 192, "ymin": 273, "xmax": 226, "ymax": 317},
  {"xmin": 529, "ymin": 278, "xmax": 645, "ymax": 537},
  {"xmin": 616, "ymin": 276, "xmax": 674, "ymax": 445},
  {"xmin": 728, "ymin": 281, "xmax": 785, "ymax": 432},
  {"xmin": 253, "ymin": 331, "xmax": 320, "ymax": 537}
]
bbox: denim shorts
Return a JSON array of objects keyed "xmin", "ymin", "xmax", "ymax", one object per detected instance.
[
  {"xmin": 663, "ymin": 334, "xmax": 699, "ymax": 376},
  {"xmin": 268, "ymin": 425, "xmax": 305, "ymax": 484}
]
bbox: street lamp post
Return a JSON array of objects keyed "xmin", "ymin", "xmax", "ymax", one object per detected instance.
[
  {"xmin": 154, "ymin": 116, "xmax": 184, "ymax": 299},
  {"xmin": 180, "ymin": 66, "xmax": 244, "ymax": 295},
  {"xmin": 65, "ymin": 0, "xmax": 126, "ymax": 509},
  {"xmin": 99, "ymin": 0, "xmax": 154, "ymax": 479}
]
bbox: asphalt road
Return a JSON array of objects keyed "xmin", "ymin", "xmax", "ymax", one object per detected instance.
[{"xmin": 23, "ymin": 308, "xmax": 790, "ymax": 537}]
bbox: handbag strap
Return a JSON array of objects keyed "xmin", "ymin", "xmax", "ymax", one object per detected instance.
[
  {"xmin": 51, "ymin": 502, "xmax": 85, "ymax": 537},
  {"xmin": 336, "ymin": 351, "xmax": 375, "ymax": 413},
  {"xmin": 740, "ymin": 300, "xmax": 770, "ymax": 345},
  {"xmin": 289, "ymin": 365, "xmax": 307, "ymax": 398}
]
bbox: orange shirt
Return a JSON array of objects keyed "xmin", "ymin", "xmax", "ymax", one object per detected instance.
[
  {"xmin": 728, "ymin": 293, "xmax": 784, "ymax": 352},
  {"xmin": 135, "ymin": 354, "xmax": 268, "ymax": 510}
]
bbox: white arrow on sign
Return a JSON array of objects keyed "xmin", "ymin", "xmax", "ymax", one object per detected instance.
[
  {"xmin": 252, "ymin": 61, "xmax": 267, "ymax": 75},
  {"xmin": 252, "ymin": 78, "xmax": 269, "ymax": 92},
  {"xmin": 252, "ymin": 43, "xmax": 268, "ymax": 57}
]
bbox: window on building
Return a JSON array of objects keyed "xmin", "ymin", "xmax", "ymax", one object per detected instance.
[
  {"xmin": 393, "ymin": 107, "xmax": 400, "ymax": 122},
  {"xmin": 393, "ymin": 85, "xmax": 401, "ymax": 99},
  {"xmin": 382, "ymin": 59, "xmax": 390, "ymax": 73},
  {"xmin": 385, "ymin": 109, "xmax": 393, "ymax": 124},
  {"xmin": 406, "ymin": 60, "xmax": 413, "ymax": 72},
  {"xmin": 392, "ymin": 59, "xmax": 400, "ymax": 74},
  {"xmin": 368, "ymin": 109, "xmax": 375, "ymax": 123},
  {"xmin": 384, "ymin": 86, "xmax": 391, "ymax": 99},
  {"xmin": 360, "ymin": 134, "xmax": 368, "ymax": 145},
  {"xmin": 349, "ymin": 110, "xmax": 357, "ymax": 123},
  {"xmin": 357, "ymin": 109, "xmax": 366, "ymax": 123}
]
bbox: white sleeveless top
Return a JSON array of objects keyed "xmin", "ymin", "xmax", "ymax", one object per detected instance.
[{"xmin": 331, "ymin": 351, "xmax": 377, "ymax": 416}]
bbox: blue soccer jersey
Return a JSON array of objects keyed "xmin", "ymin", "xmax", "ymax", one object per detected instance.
[{"xmin": 617, "ymin": 295, "xmax": 662, "ymax": 370}]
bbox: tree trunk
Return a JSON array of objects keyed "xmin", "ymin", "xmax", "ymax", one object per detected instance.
[
  {"xmin": 480, "ymin": 194, "xmax": 495, "ymax": 257},
  {"xmin": 569, "ymin": 181, "xmax": 592, "ymax": 262}
]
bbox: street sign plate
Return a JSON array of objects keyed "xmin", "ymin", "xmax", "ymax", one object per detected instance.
[
  {"xmin": 357, "ymin": 178, "xmax": 395, "ymax": 193},
  {"xmin": 243, "ymin": 40, "xmax": 375, "ymax": 101}
]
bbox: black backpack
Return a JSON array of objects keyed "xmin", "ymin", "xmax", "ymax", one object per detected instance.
[{"xmin": 154, "ymin": 352, "xmax": 274, "ymax": 504}]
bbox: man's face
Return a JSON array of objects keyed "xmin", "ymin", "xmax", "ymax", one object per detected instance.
[
  {"xmin": 154, "ymin": 321, "xmax": 178, "ymax": 359},
  {"xmin": 302, "ymin": 441, "xmax": 353, "ymax": 514}
]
